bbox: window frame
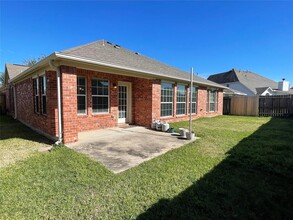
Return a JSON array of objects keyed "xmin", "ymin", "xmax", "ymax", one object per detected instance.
[
  {"xmin": 207, "ymin": 89, "xmax": 218, "ymax": 112},
  {"xmin": 176, "ymin": 84, "xmax": 186, "ymax": 115},
  {"xmin": 33, "ymin": 77, "xmax": 40, "ymax": 114},
  {"xmin": 91, "ymin": 78, "xmax": 110, "ymax": 114},
  {"xmin": 189, "ymin": 86, "xmax": 197, "ymax": 114},
  {"xmin": 77, "ymin": 76, "xmax": 87, "ymax": 115},
  {"xmin": 160, "ymin": 82, "xmax": 174, "ymax": 117},
  {"xmin": 40, "ymin": 75, "xmax": 47, "ymax": 115}
]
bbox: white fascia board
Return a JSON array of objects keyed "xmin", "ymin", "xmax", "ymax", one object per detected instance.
[{"xmin": 55, "ymin": 53, "xmax": 226, "ymax": 89}]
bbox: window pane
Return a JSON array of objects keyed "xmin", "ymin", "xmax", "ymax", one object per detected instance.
[
  {"xmin": 92, "ymin": 97, "xmax": 109, "ymax": 113},
  {"xmin": 176, "ymin": 103, "xmax": 186, "ymax": 115},
  {"xmin": 35, "ymin": 78, "xmax": 39, "ymax": 95},
  {"xmin": 210, "ymin": 103, "xmax": 215, "ymax": 112},
  {"xmin": 77, "ymin": 96, "xmax": 86, "ymax": 114},
  {"xmin": 35, "ymin": 96, "xmax": 39, "ymax": 113},
  {"xmin": 42, "ymin": 96, "xmax": 47, "ymax": 114},
  {"xmin": 161, "ymin": 103, "xmax": 173, "ymax": 117},
  {"xmin": 161, "ymin": 83, "xmax": 173, "ymax": 117},
  {"xmin": 176, "ymin": 84, "xmax": 186, "ymax": 115},
  {"xmin": 77, "ymin": 77, "xmax": 86, "ymax": 95},
  {"xmin": 41, "ymin": 76, "xmax": 46, "ymax": 94},
  {"xmin": 92, "ymin": 79, "xmax": 109, "ymax": 113}
]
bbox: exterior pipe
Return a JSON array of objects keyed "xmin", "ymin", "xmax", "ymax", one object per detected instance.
[
  {"xmin": 49, "ymin": 60, "xmax": 63, "ymax": 144},
  {"xmin": 189, "ymin": 68, "xmax": 193, "ymax": 134},
  {"xmin": 13, "ymin": 84, "xmax": 17, "ymax": 119}
]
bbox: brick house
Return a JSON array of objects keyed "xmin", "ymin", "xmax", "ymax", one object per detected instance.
[{"xmin": 2, "ymin": 40, "xmax": 225, "ymax": 144}]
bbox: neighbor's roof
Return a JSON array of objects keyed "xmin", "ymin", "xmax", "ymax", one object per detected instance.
[
  {"xmin": 224, "ymin": 87, "xmax": 247, "ymax": 96},
  {"xmin": 5, "ymin": 64, "xmax": 29, "ymax": 81},
  {"xmin": 60, "ymin": 40, "xmax": 224, "ymax": 88},
  {"xmin": 208, "ymin": 68, "xmax": 277, "ymax": 94},
  {"xmin": 255, "ymin": 87, "xmax": 272, "ymax": 95}
]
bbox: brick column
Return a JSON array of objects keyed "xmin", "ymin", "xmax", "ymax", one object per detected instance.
[
  {"xmin": 217, "ymin": 89, "xmax": 224, "ymax": 114},
  {"xmin": 197, "ymin": 86, "xmax": 207, "ymax": 116},
  {"xmin": 61, "ymin": 66, "xmax": 78, "ymax": 143},
  {"xmin": 151, "ymin": 79, "xmax": 161, "ymax": 121}
]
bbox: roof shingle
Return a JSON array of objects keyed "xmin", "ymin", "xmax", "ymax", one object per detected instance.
[
  {"xmin": 61, "ymin": 40, "xmax": 223, "ymax": 88},
  {"xmin": 208, "ymin": 68, "xmax": 277, "ymax": 94}
]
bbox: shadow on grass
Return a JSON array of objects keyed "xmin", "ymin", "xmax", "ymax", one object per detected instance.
[
  {"xmin": 137, "ymin": 117, "xmax": 293, "ymax": 219},
  {"xmin": 0, "ymin": 115, "xmax": 53, "ymax": 145}
]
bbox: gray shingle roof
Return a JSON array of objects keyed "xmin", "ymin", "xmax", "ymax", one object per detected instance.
[
  {"xmin": 255, "ymin": 87, "xmax": 271, "ymax": 95},
  {"xmin": 5, "ymin": 64, "xmax": 29, "ymax": 80},
  {"xmin": 61, "ymin": 40, "xmax": 223, "ymax": 88},
  {"xmin": 208, "ymin": 68, "xmax": 278, "ymax": 94}
]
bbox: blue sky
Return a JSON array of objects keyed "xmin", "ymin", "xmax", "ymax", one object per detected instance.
[{"xmin": 1, "ymin": 1, "xmax": 292, "ymax": 85}]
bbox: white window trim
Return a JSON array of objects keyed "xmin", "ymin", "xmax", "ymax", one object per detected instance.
[
  {"xmin": 34, "ymin": 78, "xmax": 40, "ymax": 114},
  {"xmin": 41, "ymin": 75, "xmax": 47, "ymax": 115},
  {"xmin": 161, "ymin": 82, "xmax": 173, "ymax": 117},
  {"xmin": 176, "ymin": 84, "xmax": 186, "ymax": 116},
  {"xmin": 77, "ymin": 76, "xmax": 87, "ymax": 115},
  {"xmin": 189, "ymin": 86, "xmax": 197, "ymax": 114},
  {"xmin": 209, "ymin": 90, "xmax": 216, "ymax": 112},
  {"xmin": 92, "ymin": 78, "xmax": 110, "ymax": 115}
]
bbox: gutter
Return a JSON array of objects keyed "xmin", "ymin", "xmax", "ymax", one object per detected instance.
[
  {"xmin": 10, "ymin": 51, "xmax": 226, "ymax": 89},
  {"xmin": 55, "ymin": 53, "xmax": 227, "ymax": 89},
  {"xmin": 49, "ymin": 60, "xmax": 63, "ymax": 145}
]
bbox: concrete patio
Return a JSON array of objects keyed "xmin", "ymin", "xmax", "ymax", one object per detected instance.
[{"xmin": 66, "ymin": 126, "xmax": 196, "ymax": 173}]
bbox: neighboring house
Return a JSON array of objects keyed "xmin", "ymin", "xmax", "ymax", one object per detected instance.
[
  {"xmin": 2, "ymin": 40, "xmax": 225, "ymax": 144},
  {"xmin": 208, "ymin": 68, "xmax": 292, "ymax": 96},
  {"xmin": 2, "ymin": 64, "xmax": 29, "ymax": 115}
]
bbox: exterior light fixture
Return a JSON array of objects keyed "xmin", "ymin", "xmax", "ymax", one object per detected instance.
[{"xmin": 113, "ymin": 83, "xmax": 117, "ymax": 89}]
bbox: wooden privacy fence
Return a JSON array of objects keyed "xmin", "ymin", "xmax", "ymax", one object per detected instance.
[
  {"xmin": 259, "ymin": 95, "xmax": 293, "ymax": 117},
  {"xmin": 223, "ymin": 95, "xmax": 293, "ymax": 117}
]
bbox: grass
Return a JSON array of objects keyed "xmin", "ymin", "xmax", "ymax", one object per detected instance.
[
  {"xmin": 0, "ymin": 115, "xmax": 292, "ymax": 219},
  {"xmin": 0, "ymin": 116, "xmax": 52, "ymax": 168}
]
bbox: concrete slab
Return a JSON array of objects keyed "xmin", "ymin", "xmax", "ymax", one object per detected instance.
[{"xmin": 66, "ymin": 126, "xmax": 197, "ymax": 173}]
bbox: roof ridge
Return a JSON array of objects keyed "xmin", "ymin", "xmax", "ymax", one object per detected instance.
[
  {"xmin": 62, "ymin": 39, "xmax": 193, "ymax": 77},
  {"xmin": 6, "ymin": 63, "xmax": 29, "ymax": 67},
  {"xmin": 61, "ymin": 39, "xmax": 105, "ymax": 54},
  {"xmin": 236, "ymin": 69, "xmax": 277, "ymax": 82}
]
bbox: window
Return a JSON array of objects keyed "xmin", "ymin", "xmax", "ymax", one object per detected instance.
[
  {"xmin": 77, "ymin": 76, "xmax": 86, "ymax": 114},
  {"xmin": 189, "ymin": 86, "xmax": 197, "ymax": 114},
  {"xmin": 92, "ymin": 79, "xmax": 109, "ymax": 113},
  {"xmin": 40, "ymin": 75, "xmax": 47, "ymax": 115},
  {"xmin": 176, "ymin": 84, "xmax": 186, "ymax": 115},
  {"xmin": 207, "ymin": 89, "xmax": 218, "ymax": 112},
  {"xmin": 161, "ymin": 82, "xmax": 173, "ymax": 117},
  {"xmin": 34, "ymin": 78, "xmax": 39, "ymax": 113}
]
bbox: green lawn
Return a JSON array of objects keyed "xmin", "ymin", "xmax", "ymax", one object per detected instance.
[
  {"xmin": 0, "ymin": 116, "xmax": 52, "ymax": 169},
  {"xmin": 0, "ymin": 115, "xmax": 292, "ymax": 219}
]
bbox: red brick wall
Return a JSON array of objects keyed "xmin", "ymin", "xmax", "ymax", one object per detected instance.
[
  {"xmin": 10, "ymin": 64, "xmax": 223, "ymax": 144},
  {"xmin": 152, "ymin": 85, "xmax": 223, "ymax": 123},
  {"xmin": 15, "ymin": 71, "xmax": 58, "ymax": 139},
  {"xmin": 4, "ymin": 86, "xmax": 14, "ymax": 116},
  {"xmin": 60, "ymin": 66, "xmax": 155, "ymax": 143}
]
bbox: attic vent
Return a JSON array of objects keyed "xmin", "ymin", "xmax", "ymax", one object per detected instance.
[
  {"xmin": 107, "ymin": 41, "xmax": 112, "ymax": 45},
  {"xmin": 114, "ymin": 44, "xmax": 120, "ymax": 49},
  {"xmin": 135, "ymin": 52, "xmax": 140, "ymax": 55}
]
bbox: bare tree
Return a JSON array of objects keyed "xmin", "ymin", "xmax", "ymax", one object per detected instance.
[{"xmin": 23, "ymin": 54, "xmax": 46, "ymax": 67}]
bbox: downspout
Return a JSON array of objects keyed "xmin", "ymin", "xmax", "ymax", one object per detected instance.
[
  {"xmin": 49, "ymin": 60, "xmax": 63, "ymax": 145},
  {"xmin": 13, "ymin": 84, "xmax": 17, "ymax": 119}
]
